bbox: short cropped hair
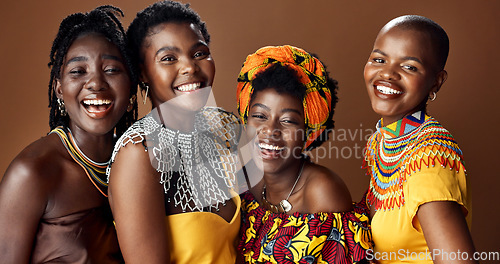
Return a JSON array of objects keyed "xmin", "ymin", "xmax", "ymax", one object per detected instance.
[
  {"xmin": 127, "ymin": 0, "xmax": 210, "ymax": 88},
  {"xmin": 385, "ymin": 15, "xmax": 449, "ymax": 70}
]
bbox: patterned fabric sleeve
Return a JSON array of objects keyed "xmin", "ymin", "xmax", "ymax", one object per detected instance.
[
  {"xmin": 238, "ymin": 192, "xmax": 373, "ymax": 264},
  {"xmin": 354, "ymin": 190, "xmax": 371, "ymax": 217}
]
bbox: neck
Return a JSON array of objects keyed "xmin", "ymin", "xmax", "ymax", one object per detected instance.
[
  {"xmin": 156, "ymin": 102, "xmax": 197, "ymax": 132},
  {"xmin": 67, "ymin": 124, "xmax": 114, "ymax": 163},
  {"xmin": 382, "ymin": 106, "xmax": 426, "ymax": 126},
  {"xmin": 263, "ymin": 158, "xmax": 305, "ymax": 201}
]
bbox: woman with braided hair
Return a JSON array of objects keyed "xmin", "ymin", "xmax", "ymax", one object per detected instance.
[
  {"xmin": 0, "ymin": 5, "xmax": 136, "ymax": 263},
  {"xmin": 236, "ymin": 45, "xmax": 372, "ymax": 263}
]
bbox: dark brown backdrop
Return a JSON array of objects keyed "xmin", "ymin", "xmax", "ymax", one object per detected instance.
[{"xmin": 1, "ymin": 0, "xmax": 498, "ymax": 258}]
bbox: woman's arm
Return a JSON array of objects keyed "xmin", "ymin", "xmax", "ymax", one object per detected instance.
[
  {"xmin": 0, "ymin": 158, "xmax": 48, "ymax": 263},
  {"xmin": 108, "ymin": 142, "xmax": 170, "ymax": 263},
  {"xmin": 418, "ymin": 201, "xmax": 477, "ymax": 264}
]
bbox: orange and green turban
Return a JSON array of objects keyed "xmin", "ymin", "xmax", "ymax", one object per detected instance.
[{"xmin": 236, "ymin": 45, "xmax": 332, "ymax": 150}]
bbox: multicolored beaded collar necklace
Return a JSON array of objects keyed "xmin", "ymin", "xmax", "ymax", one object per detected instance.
[
  {"xmin": 50, "ymin": 126, "xmax": 109, "ymax": 197},
  {"xmin": 364, "ymin": 111, "xmax": 464, "ymax": 211}
]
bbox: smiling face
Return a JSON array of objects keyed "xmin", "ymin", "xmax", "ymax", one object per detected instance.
[
  {"xmin": 246, "ymin": 88, "xmax": 306, "ymax": 174},
  {"xmin": 55, "ymin": 33, "xmax": 131, "ymax": 135},
  {"xmin": 364, "ymin": 27, "xmax": 447, "ymax": 125},
  {"xmin": 140, "ymin": 22, "xmax": 215, "ymax": 111}
]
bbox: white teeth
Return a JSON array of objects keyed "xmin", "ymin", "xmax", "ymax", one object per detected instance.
[
  {"xmin": 83, "ymin": 99, "xmax": 112, "ymax": 105},
  {"xmin": 176, "ymin": 82, "xmax": 201, "ymax": 92},
  {"xmin": 376, "ymin": 85, "xmax": 403, "ymax": 95},
  {"xmin": 259, "ymin": 143, "xmax": 284, "ymax": 151}
]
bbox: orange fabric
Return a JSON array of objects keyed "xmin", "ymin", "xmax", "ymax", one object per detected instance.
[{"xmin": 236, "ymin": 45, "xmax": 332, "ymax": 149}]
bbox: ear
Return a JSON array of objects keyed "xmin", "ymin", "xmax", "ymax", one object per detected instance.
[
  {"xmin": 432, "ymin": 70, "xmax": 448, "ymax": 94},
  {"xmin": 139, "ymin": 64, "xmax": 149, "ymax": 84},
  {"xmin": 54, "ymin": 79, "xmax": 63, "ymax": 99}
]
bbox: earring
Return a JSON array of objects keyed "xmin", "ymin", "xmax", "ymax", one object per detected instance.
[
  {"xmin": 429, "ymin": 91, "xmax": 437, "ymax": 102},
  {"xmin": 140, "ymin": 82, "xmax": 150, "ymax": 104},
  {"xmin": 57, "ymin": 98, "xmax": 67, "ymax": 116},
  {"xmin": 127, "ymin": 95, "xmax": 137, "ymax": 112}
]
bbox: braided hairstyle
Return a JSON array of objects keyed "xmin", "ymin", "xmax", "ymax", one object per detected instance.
[
  {"xmin": 127, "ymin": 0, "xmax": 210, "ymax": 93},
  {"xmin": 48, "ymin": 5, "xmax": 138, "ymax": 137}
]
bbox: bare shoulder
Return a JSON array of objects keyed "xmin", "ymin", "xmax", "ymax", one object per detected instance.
[
  {"xmin": 2, "ymin": 134, "xmax": 63, "ymax": 190},
  {"xmin": 108, "ymin": 138, "xmax": 159, "ymax": 188},
  {"xmin": 0, "ymin": 134, "xmax": 66, "ymax": 261},
  {"xmin": 109, "ymin": 138, "xmax": 152, "ymax": 172},
  {"xmin": 0, "ymin": 133, "xmax": 65, "ymax": 216},
  {"xmin": 111, "ymin": 137, "xmax": 148, "ymax": 162},
  {"xmin": 302, "ymin": 162, "xmax": 353, "ymax": 213}
]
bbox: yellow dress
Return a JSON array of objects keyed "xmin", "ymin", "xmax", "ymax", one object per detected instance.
[
  {"xmin": 364, "ymin": 111, "xmax": 470, "ymax": 263},
  {"xmin": 164, "ymin": 195, "xmax": 241, "ymax": 264}
]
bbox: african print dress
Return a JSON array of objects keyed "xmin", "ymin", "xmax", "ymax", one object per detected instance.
[
  {"xmin": 364, "ymin": 111, "xmax": 469, "ymax": 263},
  {"xmin": 238, "ymin": 191, "xmax": 372, "ymax": 264}
]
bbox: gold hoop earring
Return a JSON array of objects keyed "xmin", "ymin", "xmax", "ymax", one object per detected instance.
[
  {"xmin": 429, "ymin": 91, "xmax": 437, "ymax": 102},
  {"xmin": 140, "ymin": 82, "xmax": 150, "ymax": 105},
  {"xmin": 57, "ymin": 98, "xmax": 67, "ymax": 116}
]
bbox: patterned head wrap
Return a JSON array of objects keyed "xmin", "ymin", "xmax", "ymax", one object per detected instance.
[{"xmin": 236, "ymin": 45, "xmax": 332, "ymax": 149}]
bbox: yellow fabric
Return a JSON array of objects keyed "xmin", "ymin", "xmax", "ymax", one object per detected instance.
[
  {"xmin": 370, "ymin": 164, "xmax": 469, "ymax": 263},
  {"xmin": 164, "ymin": 195, "xmax": 241, "ymax": 264}
]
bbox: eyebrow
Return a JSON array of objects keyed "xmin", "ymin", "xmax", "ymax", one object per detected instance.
[
  {"xmin": 251, "ymin": 103, "xmax": 270, "ymax": 111},
  {"xmin": 281, "ymin": 108, "xmax": 303, "ymax": 115},
  {"xmin": 250, "ymin": 104, "xmax": 303, "ymax": 115},
  {"xmin": 66, "ymin": 56, "xmax": 87, "ymax": 65},
  {"xmin": 372, "ymin": 49, "xmax": 387, "ymax": 56},
  {"xmin": 402, "ymin": 56, "xmax": 422, "ymax": 64},
  {"xmin": 191, "ymin": 42, "xmax": 208, "ymax": 51},
  {"xmin": 102, "ymin": 54, "xmax": 123, "ymax": 62},
  {"xmin": 65, "ymin": 54, "xmax": 122, "ymax": 65},
  {"xmin": 155, "ymin": 46, "xmax": 180, "ymax": 57},
  {"xmin": 155, "ymin": 41, "xmax": 209, "ymax": 57},
  {"xmin": 373, "ymin": 49, "xmax": 422, "ymax": 64}
]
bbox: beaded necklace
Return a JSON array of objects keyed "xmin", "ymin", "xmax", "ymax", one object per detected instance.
[
  {"xmin": 108, "ymin": 107, "xmax": 240, "ymax": 213},
  {"xmin": 364, "ymin": 111, "xmax": 465, "ymax": 211},
  {"xmin": 50, "ymin": 126, "xmax": 110, "ymax": 197}
]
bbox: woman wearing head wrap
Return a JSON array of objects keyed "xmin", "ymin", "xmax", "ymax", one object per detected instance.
[{"xmin": 236, "ymin": 45, "xmax": 372, "ymax": 263}]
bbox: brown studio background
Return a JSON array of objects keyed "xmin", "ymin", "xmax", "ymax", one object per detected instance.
[{"xmin": 1, "ymin": 0, "xmax": 498, "ymax": 257}]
